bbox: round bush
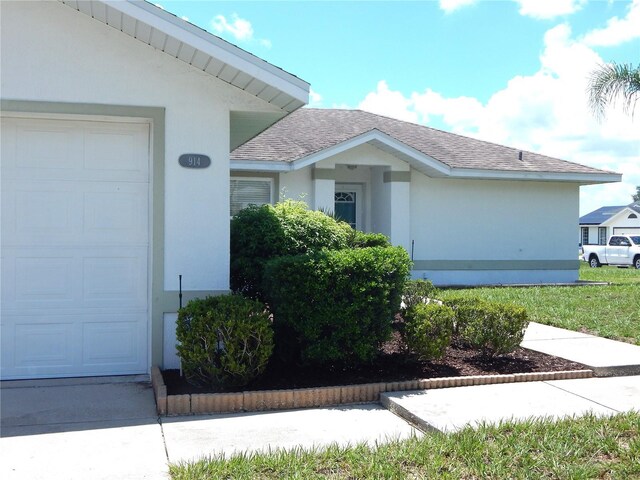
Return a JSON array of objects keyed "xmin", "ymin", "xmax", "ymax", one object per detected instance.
[
  {"xmin": 457, "ymin": 301, "xmax": 529, "ymax": 356},
  {"xmin": 401, "ymin": 279, "xmax": 439, "ymax": 314},
  {"xmin": 404, "ymin": 303, "xmax": 455, "ymax": 360},
  {"xmin": 230, "ymin": 200, "xmax": 352, "ymax": 299},
  {"xmin": 443, "ymin": 296, "xmax": 486, "ymax": 334},
  {"xmin": 176, "ymin": 295, "xmax": 274, "ymax": 388}
]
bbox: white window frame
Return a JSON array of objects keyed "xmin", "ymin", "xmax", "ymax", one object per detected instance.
[{"xmin": 230, "ymin": 176, "xmax": 274, "ymax": 217}]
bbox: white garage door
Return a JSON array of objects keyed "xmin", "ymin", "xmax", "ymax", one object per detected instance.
[
  {"xmin": 613, "ymin": 227, "xmax": 640, "ymax": 235},
  {"xmin": 1, "ymin": 117, "xmax": 150, "ymax": 379}
]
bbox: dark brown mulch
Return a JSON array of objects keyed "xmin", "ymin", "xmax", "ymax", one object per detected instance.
[{"xmin": 163, "ymin": 330, "xmax": 588, "ymax": 396}]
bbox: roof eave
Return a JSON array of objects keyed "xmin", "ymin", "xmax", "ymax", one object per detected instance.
[
  {"xmin": 62, "ymin": 0, "xmax": 309, "ymax": 110},
  {"xmin": 449, "ymin": 169, "xmax": 623, "ymax": 184}
]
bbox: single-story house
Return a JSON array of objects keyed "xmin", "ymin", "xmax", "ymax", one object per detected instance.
[
  {"xmin": 0, "ymin": 1, "xmax": 621, "ymax": 380},
  {"xmin": 231, "ymin": 108, "xmax": 621, "ymax": 285},
  {"xmin": 579, "ymin": 203, "xmax": 640, "ymax": 245}
]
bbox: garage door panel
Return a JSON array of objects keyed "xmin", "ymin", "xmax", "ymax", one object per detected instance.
[
  {"xmin": 83, "ymin": 319, "xmax": 145, "ymax": 366},
  {"xmin": 1, "ymin": 117, "xmax": 150, "ymax": 380},
  {"xmin": 15, "ymin": 256, "xmax": 76, "ymax": 304},
  {"xmin": 16, "ymin": 188, "xmax": 80, "ymax": 236},
  {"xmin": 3, "ymin": 248, "xmax": 147, "ymax": 311},
  {"xmin": 4, "ymin": 180, "xmax": 147, "ymax": 246},
  {"xmin": 613, "ymin": 227, "xmax": 640, "ymax": 234},
  {"xmin": 16, "ymin": 123, "xmax": 83, "ymax": 171},
  {"xmin": 83, "ymin": 188, "xmax": 148, "ymax": 242},
  {"xmin": 83, "ymin": 252, "xmax": 147, "ymax": 308},
  {"xmin": 14, "ymin": 322, "xmax": 76, "ymax": 369},
  {"xmin": 84, "ymin": 125, "xmax": 148, "ymax": 176},
  {"xmin": 2, "ymin": 119, "xmax": 148, "ymax": 183}
]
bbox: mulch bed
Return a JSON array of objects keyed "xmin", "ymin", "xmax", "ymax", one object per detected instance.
[{"xmin": 163, "ymin": 329, "xmax": 588, "ymax": 396}]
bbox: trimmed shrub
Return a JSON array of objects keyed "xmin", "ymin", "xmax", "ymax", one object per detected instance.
[
  {"xmin": 457, "ymin": 301, "xmax": 529, "ymax": 356},
  {"xmin": 264, "ymin": 246, "xmax": 411, "ymax": 366},
  {"xmin": 404, "ymin": 303, "xmax": 455, "ymax": 360},
  {"xmin": 444, "ymin": 296, "xmax": 486, "ymax": 334},
  {"xmin": 176, "ymin": 295, "xmax": 274, "ymax": 388},
  {"xmin": 348, "ymin": 230, "xmax": 391, "ymax": 248},
  {"xmin": 230, "ymin": 200, "xmax": 352, "ymax": 299},
  {"xmin": 401, "ymin": 279, "xmax": 439, "ymax": 313},
  {"xmin": 275, "ymin": 200, "xmax": 353, "ymax": 254},
  {"xmin": 230, "ymin": 204, "xmax": 284, "ymax": 299}
]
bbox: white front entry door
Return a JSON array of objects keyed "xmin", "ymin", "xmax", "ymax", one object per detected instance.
[{"xmin": 1, "ymin": 117, "xmax": 150, "ymax": 379}]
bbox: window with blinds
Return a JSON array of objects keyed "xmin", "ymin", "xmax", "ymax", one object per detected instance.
[{"xmin": 230, "ymin": 178, "xmax": 273, "ymax": 216}]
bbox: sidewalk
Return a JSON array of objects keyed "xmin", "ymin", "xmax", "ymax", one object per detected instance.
[
  {"xmin": 522, "ymin": 322, "xmax": 640, "ymax": 376},
  {"xmin": 382, "ymin": 322, "xmax": 640, "ymax": 433}
]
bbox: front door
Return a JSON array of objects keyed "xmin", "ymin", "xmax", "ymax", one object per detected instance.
[{"xmin": 335, "ymin": 184, "xmax": 363, "ymax": 230}]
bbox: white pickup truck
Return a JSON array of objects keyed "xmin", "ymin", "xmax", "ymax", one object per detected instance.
[{"xmin": 582, "ymin": 234, "xmax": 640, "ymax": 269}]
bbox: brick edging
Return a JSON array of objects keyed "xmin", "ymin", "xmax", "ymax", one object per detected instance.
[{"xmin": 150, "ymin": 366, "xmax": 593, "ymax": 416}]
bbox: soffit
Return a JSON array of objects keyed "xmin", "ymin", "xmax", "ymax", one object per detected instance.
[{"xmin": 60, "ymin": 0, "xmax": 309, "ymax": 112}]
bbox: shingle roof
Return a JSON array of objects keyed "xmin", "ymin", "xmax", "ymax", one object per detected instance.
[
  {"xmin": 580, "ymin": 202, "xmax": 640, "ymax": 225},
  {"xmin": 231, "ymin": 108, "xmax": 614, "ymax": 176},
  {"xmin": 580, "ymin": 206, "xmax": 626, "ymax": 225}
]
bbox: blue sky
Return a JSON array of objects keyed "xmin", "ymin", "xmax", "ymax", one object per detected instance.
[{"xmin": 159, "ymin": 0, "xmax": 639, "ymax": 214}]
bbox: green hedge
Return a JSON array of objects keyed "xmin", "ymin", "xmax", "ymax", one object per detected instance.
[
  {"xmin": 264, "ymin": 246, "xmax": 411, "ymax": 365},
  {"xmin": 230, "ymin": 200, "xmax": 352, "ymax": 299},
  {"xmin": 176, "ymin": 295, "xmax": 273, "ymax": 388},
  {"xmin": 404, "ymin": 303, "xmax": 455, "ymax": 360}
]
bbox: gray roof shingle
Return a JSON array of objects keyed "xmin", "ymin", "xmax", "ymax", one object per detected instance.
[{"xmin": 231, "ymin": 108, "xmax": 615, "ymax": 175}]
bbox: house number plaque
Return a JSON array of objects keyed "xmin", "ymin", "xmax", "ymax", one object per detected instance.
[{"xmin": 179, "ymin": 154, "xmax": 211, "ymax": 169}]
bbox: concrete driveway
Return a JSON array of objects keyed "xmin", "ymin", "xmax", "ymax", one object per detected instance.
[
  {"xmin": 0, "ymin": 376, "xmax": 419, "ymax": 479},
  {"xmin": 0, "ymin": 377, "xmax": 168, "ymax": 480}
]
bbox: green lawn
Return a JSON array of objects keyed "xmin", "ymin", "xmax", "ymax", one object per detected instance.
[
  {"xmin": 170, "ymin": 412, "xmax": 640, "ymax": 479},
  {"xmin": 439, "ymin": 264, "xmax": 640, "ymax": 345}
]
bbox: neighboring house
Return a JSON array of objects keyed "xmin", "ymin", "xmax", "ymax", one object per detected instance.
[
  {"xmin": 0, "ymin": 1, "xmax": 622, "ymax": 381},
  {"xmin": 231, "ymin": 108, "xmax": 620, "ymax": 286},
  {"xmin": 579, "ymin": 203, "xmax": 640, "ymax": 245},
  {"xmin": 0, "ymin": 1, "xmax": 308, "ymax": 380}
]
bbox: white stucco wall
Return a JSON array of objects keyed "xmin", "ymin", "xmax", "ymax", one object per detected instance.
[
  {"xmin": 279, "ymin": 168, "xmax": 313, "ymax": 203},
  {"xmin": 1, "ymin": 1, "xmax": 281, "ymax": 292},
  {"xmin": 410, "ymin": 174, "xmax": 580, "ymax": 284}
]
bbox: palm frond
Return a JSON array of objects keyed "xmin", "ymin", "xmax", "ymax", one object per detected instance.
[{"xmin": 588, "ymin": 62, "xmax": 640, "ymax": 120}]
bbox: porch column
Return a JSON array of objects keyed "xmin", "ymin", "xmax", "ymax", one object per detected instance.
[
  {"xmin": 312, "ymin": 167, "xmax": 335, "ymax": 213},
  {"xmin": 384, "ymin": 170, "xmax": 411, "ymax": 252}
]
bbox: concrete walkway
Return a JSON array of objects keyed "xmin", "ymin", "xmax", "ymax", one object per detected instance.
[
  {"xmin": 0, "ymin": 378, "xmax": 418, "ymax": 479},
  {"xmin": 522, "ymin": 322, "xmax": 640, "ymax": 376},
  {"xmin": 382, "ymin": 375, "xmax": 640, "ymax": 433},
  {"xmin": 2, "ymin": 322, "xmax": 639, "ymax": 477}
]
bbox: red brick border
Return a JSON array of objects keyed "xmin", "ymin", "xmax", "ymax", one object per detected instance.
[{"xmin": 150, "ymin": 366, "xmax": 593, "ymax": 416}]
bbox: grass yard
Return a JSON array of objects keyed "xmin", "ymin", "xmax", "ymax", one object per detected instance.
[
  {"xmin": 439, "ymin": 263, "xmax": 640, "ymax": 345},
  {"xmin": 170, "ymin": 412, "xmax": 640, "ymax": 479}
]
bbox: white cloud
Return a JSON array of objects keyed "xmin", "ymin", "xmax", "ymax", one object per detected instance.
[
  {"xmin": 308, "ymin": 88, "xmax": 323, "ymax": 107},
  {"xmin": 210, "ymin": 13, "xmax": 272, "ymax": 48},
  {"xmin": 211, "ymin": 14, "xmax": 254, "ymax": 41},
  {"xmin": 439, "ymin": 0, "xmax": 477, "ymax": 14},
  {"xmin": 514, "ymin": 0, "xmax": 586, "ymax": 19},
  {"xmin": 356, "ymin": 24, "xmax": 639, "ymax": 215},
  {"xmin": 582, "ymin": 0, "xmax": 640, "ymax": 46},
  {"xmin": 359, "ymin": 81, "xmax": 419, "ymax": 123}
]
